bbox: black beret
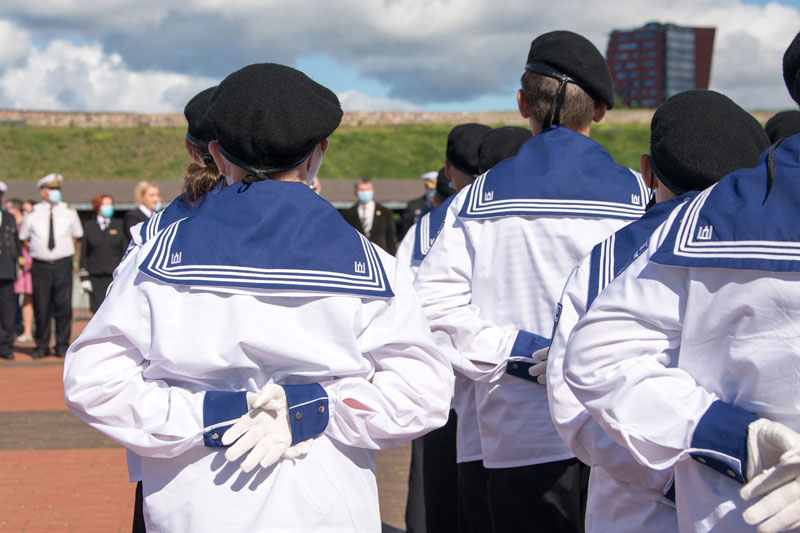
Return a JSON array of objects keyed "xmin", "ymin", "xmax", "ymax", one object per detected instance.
[
  {"xmin": 184, "ymin": 86, "xmax": 217, "ymax": 148},
  {"xmin": 478, "ymin": 126, "xmax": 532, "ymax": 173},
  {"xmin": 206, "ymin": 63, "xmax": 343, "ymax": 175},
  {"xmin": 435, "ymin": 167, "xmax": 454, "ymax": 199},
  {"xmin": 525, "ymin": 30, "xmax": 614, "ymax": 109},
  {"xmin": 446, "ymin": 123, "xmax": 492, "ymax": 176},
  {"xmin": 783, "ymin": 32, "xmax": 800, "ymax": 106},
  {"xmin": 649, "ymin": 90, "xmax": 770, "ymax": 196},
  {"xmin": 765, "ymin": 110, "xmax": 800, "ymax": 143}
]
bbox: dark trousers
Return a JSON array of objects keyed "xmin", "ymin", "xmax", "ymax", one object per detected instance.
[
  {"xmin": 486, "ymin": 458, "xmax": 589, "ymax": 533},
  {"xmin": 457, "ymin": 460, "xmax": 492, "ymax": 533},
  {"xmin": 31, "ymin": 258, "xmax": 73, "ymax": 353},
  {"xmin": 88, "ymin": 275, "xmax": 112, "ymax": 313},
  {"xmin": 406, "ymin": 436, "xmax": 426, "ymax": 533},
  {"xmin": 423, "ymin": 409, "xmax": 458, "ymax": 533},
  {"xmin": 133, "ymin": 481, "xmax": 145, "ymax": 532},
  {"xmin": 0, "ymin": 280, "xmax": 16, "ymax": 355}
]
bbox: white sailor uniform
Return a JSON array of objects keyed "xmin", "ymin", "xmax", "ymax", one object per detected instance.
[
  {"xmin": 547, "ymin": 195, "xmax": 697, "ymax": 532},
  {"xmin": 564, "ymin": 137, "xmax": 800, "ymax": 532},
  {"xmin": 413, "ymin": 126, "xmax": 647, "ymax": 525},
  {"xmin": 64, "ymin": 180, "xmax": 453, "ymax": 532}
]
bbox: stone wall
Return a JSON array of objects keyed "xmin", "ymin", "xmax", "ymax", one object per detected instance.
[{"xmin": 0, "ymin": 107, "xmax": 776, "ymax": 128}]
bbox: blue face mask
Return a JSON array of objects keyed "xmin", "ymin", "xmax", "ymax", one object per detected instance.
[
  {"xmin": 357, "ymin": 190, "xmax": 374, "ymax": 203},
  {"xmin": 100, "ymin": 205, "xmax": 114, "ymax": 218},
  {"xmin": 154, "ymin": 201, "xmax": 163, "ymax": 212},
  {"xmin": 48, "ymin": 189, "xmax": 62, "ymax": 204}
]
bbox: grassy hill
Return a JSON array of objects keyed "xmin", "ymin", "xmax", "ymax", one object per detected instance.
[{"xmin": 0, "ymin": 122, "xmax": 652, "ymax": 182}]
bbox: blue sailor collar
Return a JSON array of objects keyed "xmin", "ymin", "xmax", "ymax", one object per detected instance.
[
  {"xmin": 412, "ymin": 195, "xmax": 455, "ymax": 261},
  {"xmin": 141, "ymin": 180, "xmax": 226, "ymax": 244},
  {"xmin": 138, "ymin": 180, "xmax": 394, "ymax": 298},
  {"xmin": 651, "ymin": 135, "xmax": 800, "ymax": 272},
  {"xmin": 587, "ymin": 193, "xmax": 697, "ymax": 308},
  {"xmin": 459, "ymin": 126, "xmax": 648, "ymax": 220}
]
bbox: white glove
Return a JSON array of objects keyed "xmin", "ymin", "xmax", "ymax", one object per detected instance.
[
  {"xmin": 746, "ymin": 419, "xmax": 800, "ymax": 481},
  {"xmin": 741, "ymin": 450, "xmax": 800, "ymax": 532},
  {"xmin": 221, "ymin": 384, "xmax": 315, "ymax": 473},
  {"xmin": 527, "ymin": 345, "xmax": 549, "ymax": 385},
  {"xmin": 528, "ymin": 360, "xmax": 547, "ymax": 385},
  {"xmin": 80, "ymin": 280, "xmax": 93, "ymax": 293}
]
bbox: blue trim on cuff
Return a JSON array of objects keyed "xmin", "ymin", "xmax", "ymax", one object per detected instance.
[
  {"xmin": 510, "ymin": 330, "xmax": 550, "ymax": 357},
  {"xmin": 282, "ymin": 384, "xmax": 329, "ymax": 446},
  {"xmin": 202, "ymin": 391, "xmax": 248, "ymax": 447},
  {"xmin": 690, "ymin": 400, "xmax": 758, "ymax": 484}
]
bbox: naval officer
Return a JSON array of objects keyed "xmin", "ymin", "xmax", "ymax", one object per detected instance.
[{"xmin": 19, "ymin": 173, "xmax": 82, "ymax": 358}]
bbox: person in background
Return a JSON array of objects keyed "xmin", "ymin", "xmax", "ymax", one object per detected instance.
[
  {"xmin": 5, "ymin": 198, "xmax": 33, "ymax": 344},
  {"xmin": 341, "ymin": 178, "xmax": 398, "ymax": 255},
  {"xmin": 124, "ymin": 180, "xmax": 161, "ymax": 242},
  {"xmin": 22, "ymin": 200, "xmax": 34, "ymax": 215},
  {"xmin": 764, "ymin": 109, "xmax": 800, "ymax": 143},
  {"xmin": 400, "ymin": 171, "xmax": 438, "ymax": 239},
  {"xmin": 18, "ymin": 173, "xmax": 82, "ymax": 359},
  {"xmin": 79, "ymin": 194, "xmax": 127, "ymax": 314},
  {"xmin": 0, "ymin": 182, "xmax": 21, "ymax": 360}
]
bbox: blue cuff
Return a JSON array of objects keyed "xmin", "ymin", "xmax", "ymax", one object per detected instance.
[
  {"xmin": 689, "ymin": 400, "xmax": 758, "ymax": 484},
  {"xmin": 202, "ymin": 391, "xmax": 248, "ymax": 447},
  {"xmin": 510, "ymin": 330, "xmax": 550, "ymax": 357},
  {"xmin": 283, "ymin": 384, "xmax": 329, "ymax": 445}
]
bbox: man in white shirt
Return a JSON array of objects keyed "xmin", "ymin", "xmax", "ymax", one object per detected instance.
[{"xmin": 19, "ymin": 173, "xmax": 82, "ymax": 358}]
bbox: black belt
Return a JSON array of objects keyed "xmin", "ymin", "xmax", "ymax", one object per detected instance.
[{"xmin": 33, "ymin": 257, "xmax": 72, "ymax": 265}]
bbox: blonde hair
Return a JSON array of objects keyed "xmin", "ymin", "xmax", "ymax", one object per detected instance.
[{"xmin": 134, "ymin": 180, "xmax": 158, "ymax": 206}]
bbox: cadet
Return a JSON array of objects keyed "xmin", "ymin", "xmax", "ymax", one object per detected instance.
[
  {"xmin": 564, "ymin": 32, "xmax": 800, "ymax": 533},
  {"xmin": 546, "ymin": 90, "xmax": 770, "ymax": 532},
  {"xmin": 414, "ymin": 30, "xmax": 648, "ymax": 532},
  {"xmin": 19, "ymin": 173, "xmax": 82, "ymax": 358},
  {"xmin": 64, "ymin": 63, "xmax": 452, "ymax": 532}
]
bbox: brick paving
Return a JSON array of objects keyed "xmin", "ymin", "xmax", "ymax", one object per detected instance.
[{"xmin": 0, "ymin": 320, "xmax": 412, "ymax": 532}]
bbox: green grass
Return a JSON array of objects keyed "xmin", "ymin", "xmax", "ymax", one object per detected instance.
[{"xmin": 0, "ymin": 122, "xmax": 650, "ymax": 182}]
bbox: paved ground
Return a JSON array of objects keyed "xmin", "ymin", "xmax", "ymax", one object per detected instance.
[{"xmin": 0, "ymin": 320, "xmax": 411, "ymax": 532}]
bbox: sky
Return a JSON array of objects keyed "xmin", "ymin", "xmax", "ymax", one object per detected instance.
[{"xmin": 0, "ymin": 0, "xmax": 799, "ymax": 113}]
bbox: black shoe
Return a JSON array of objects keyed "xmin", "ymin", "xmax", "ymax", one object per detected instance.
[
  {"xmin": 0, "ymin": 353, "xmax": 13, "ymax": 360},
  {"xmin": 55, "ymin": 347, "xmax": 67, "ymax": 358},
  {"xmin": 32, "ymin": 347, "xmax": 48, "ymax": 359}
]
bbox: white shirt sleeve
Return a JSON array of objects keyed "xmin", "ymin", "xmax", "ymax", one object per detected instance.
[
  {"xmin": 323, "ymin": 256, "xmax": 454, "ymax": 450},
  {"xmin": 70, "ymin": 206, "xmax": 84, "ymax": 239},
  {"xmin": 18, "ymin": 213, "xmax": 31, "ymax": 241},
  {"xmin": 413, "ymin": 194, "xmax": 518, "ymax": 381},
  {"xmin": 548, "ymin": 258, "xmax": 673, "ymax": 492},
  {"xmin": 63, "ymin": 248, "xmax": 206, "ymax": 459},
  {"xmin": 563, "ymin": 219, "xmax": 717, "ymax": 471}
]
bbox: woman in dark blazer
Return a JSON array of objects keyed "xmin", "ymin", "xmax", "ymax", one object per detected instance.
[{"xmin": 79, "ymin": 194, "xmax": 128, "ymax": 313}]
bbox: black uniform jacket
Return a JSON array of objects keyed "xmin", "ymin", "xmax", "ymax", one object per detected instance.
[{"xmin": 340, "ymin": 202, "xmax": 398, "ymax": 256}]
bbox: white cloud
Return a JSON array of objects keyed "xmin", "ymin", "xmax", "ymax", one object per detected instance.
[
  {"xmin": 0, "ymin": 1, "xmax": 798, "ymax": 110},
  {"xmin": 0, "ymin": 19, "xmax": 32, "ymax": 68},
  {"xmin": 337, "ymin": 89, "xmax": 422, "ymax": 111},
  {"xmin": 0, "ymin": 38, "xmax": 217, "ymax": 112}
]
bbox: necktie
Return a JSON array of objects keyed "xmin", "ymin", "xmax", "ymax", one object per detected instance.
[{"xmin": 48, "ymin": 206, "xmax": 55, "ymax": 250}]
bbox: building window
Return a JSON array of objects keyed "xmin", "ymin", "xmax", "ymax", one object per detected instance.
[
  {"xmin": 642, "ymin": 41, "xmax": 656, "ymax": 48},
  {"xmin": 618, "ymin": 42, "xmax": 638, "ymax": 51},
  {"xmin": 643, "ymin": 60, "xmax": 655, "ymax": 67}
]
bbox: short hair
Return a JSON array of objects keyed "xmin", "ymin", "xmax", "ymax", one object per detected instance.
[
  {"xmin": 355, "ymin": 178, "xmax": 372, "ymax": 189},
  {"xmin": 91, "ymin": 194, "xmax": 113, "ymax": 215},
  {"xmin": 134, "ymin": 180, "xmax": 158, "ymax": 206},
  {"xmin": 520, "ymin": 71, "xmax": 596, "ymax": 131}
]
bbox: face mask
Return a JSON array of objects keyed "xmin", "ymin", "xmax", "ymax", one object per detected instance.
[
  {"xmin": 426, "ymin": 189, "xmax": 436, "ymax": 202},
  {"xmin": 357, "ymin": 190, "xmax": 374, "ymax": 203},
  {"xmin": 154, "ymin": 201, "xmax": 163, "ymax": 212},
  {"xmin": 48, "ymin": 189, "xmax": 62, "ymax": 204},
  {"xmin": 100, "ymin": 205, "xmax": 114, "ymax": 218}
]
